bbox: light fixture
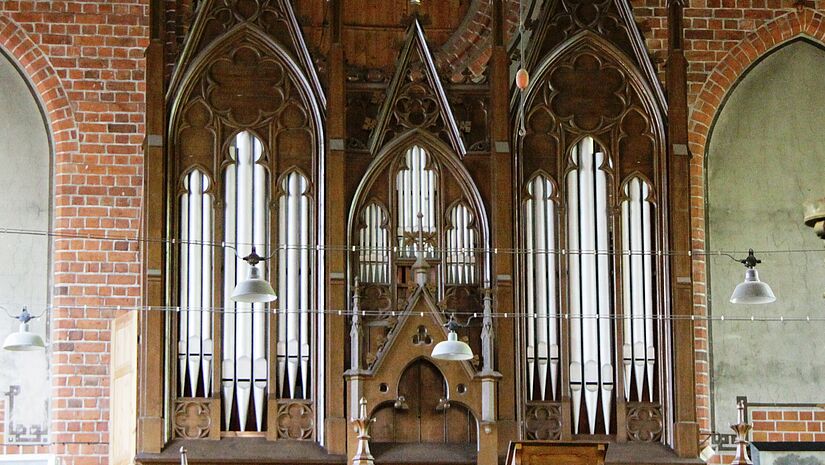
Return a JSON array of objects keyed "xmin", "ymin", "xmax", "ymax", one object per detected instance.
[
  {"xmin": 3, "ymin": 307, "xmax": 45, "ymax": 351},
  {"xmin": 729, "ymin": 249, "xmax": 776, "ymax": 304},
  {"xmin": 231, "ymin": 246, "xmax": 277, "ymax": 303},
  {"xmin": 699, "ymin": 435, "xmax": 716, "ymax": 463},
  {"xmin": 431, "ymin": 315, "xmax": 473, "ymax": 361}
]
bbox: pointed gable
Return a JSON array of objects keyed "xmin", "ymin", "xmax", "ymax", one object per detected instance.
[
  {"xmin": 369, "ymin": 19, "xmax": 466, "ymax": 156},
  {"xmin": 526, "ymin": 0, "xmax": 666, "ymax": 113},
  {"xmin": 168, "ymin": 0, "xmax": 325, "ymax": 108}
]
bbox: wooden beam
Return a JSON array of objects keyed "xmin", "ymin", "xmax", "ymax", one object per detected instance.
[{"xmin": 665, "ymin": 0, "xmax": 700, "ymax": 458}]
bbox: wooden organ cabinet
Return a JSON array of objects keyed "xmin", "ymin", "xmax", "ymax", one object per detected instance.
[{"xmin": 137, "ymin": 1, "xmax": 701, "ymax": 465}]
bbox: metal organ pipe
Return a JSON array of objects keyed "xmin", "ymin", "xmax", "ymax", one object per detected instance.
[
  {"xmin": 222, "ymin": 158, "xmax": 237, "ymax": 430},
  {"xmin": 397, "ymin": 146, "xmax": 437, "ymax": 257},
  {"xmin": 525, "ymin": 176, "xmax": 559, "ymax": 402},
  {"xmin": 222, "ymin": 132, "xmax": 269, "ymax": 432},
  {"xmin": 359, "ymin": 204, "xmax": 388, "ymax": 283},
  {"xmin": 446, "ymin": 203, "xmax": 477, "ymax": 285},
  {"xmin": 621, "ymin": 178, "xmax": 656, "ymax": 402},
  {"xmin": 179, "ymin": 170, "xmax": 213, "ymax": 400},
  {"xmin": 567, "ymin": 137, "xmax": 614, "ymax": 434},
  {"xmin": 278, "ymin": 172, "xmax": 312, "ymax": 401}
]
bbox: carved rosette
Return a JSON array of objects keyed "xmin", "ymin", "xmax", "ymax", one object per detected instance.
[
  {"xmin": 626, "ymin": 402, "xmax": 663, "ymax": 442},
  {"xmin": 525, "ymin": 403, "xmax": 562, "ymax": 440},
  {"xmin": 276, "ymin": 401, "xmax": 315, "ymax": 440},
  {"xmin": 174, "ymin": 399, "xmax": 212, "ymax": 439}
]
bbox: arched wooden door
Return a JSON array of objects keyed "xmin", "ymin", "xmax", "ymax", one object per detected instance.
[{"xmin": 371, "ymin": 359, "xmax": 476, "ymax": 444}]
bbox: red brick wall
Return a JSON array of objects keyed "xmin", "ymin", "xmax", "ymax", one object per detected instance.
[{"xmin": 0, "ymin": 2, "xmax": 148, "ymax": 464}]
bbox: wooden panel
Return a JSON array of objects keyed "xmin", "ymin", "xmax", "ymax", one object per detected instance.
[
  {"xmin": 111, "ymin": 312, "xmax": 138, "ymax": 465},
  {"xmin": 507, "ymin": 442, "xmax": 607, "ymax": 465}
]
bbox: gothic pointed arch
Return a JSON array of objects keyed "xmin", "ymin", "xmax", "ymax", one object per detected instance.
[
  {"xmin": 515, "ymin": 0, "xmax": 669, "ymax": 443},
  {"xmin": 162, "ymin": 2, "xmax": 325, "ymax": 441},
  {"xmin": 368, "ymin": 19, "xmax": 466, "ymax": 156},
  {"xmin": 348, "ymin": 131, "xmax": 490, "ymax": 288},
  {"xmin": 523, "ymin": 0, "xmax": 666, "ymax": 114},
  {"xmin": 167, "ymin": 0, "xmax": 325, "ymax": 109}
]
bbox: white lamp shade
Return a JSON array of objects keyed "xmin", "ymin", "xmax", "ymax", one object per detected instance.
[
  {"xmin": 231, "ymin": 266, "xmax": 277, "ymax": 303},
  {"xmin": 730, "ymin": 268, "xmax": 775, "ymax": 304},
  {"xmin": 3, "ymin": 322, "xmax": 45, "ymax": 351},
  {"xmin": 699, "ymin": 442, "xmax": 716, "ymax": 463},
  {"xmin": 431, "ymin": 330, "xmax": 473, "ymax": 361}
]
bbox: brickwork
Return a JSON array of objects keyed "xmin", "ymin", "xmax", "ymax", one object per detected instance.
[
  {"xmin": 0, "ymin": 2, "xmax": 148, "ymax": 464},
  {"xmin": 684, "ymin": 7, "xmax": 825, "ymax": 438},
  {"xmin": 0, "ymin": 1, "xmax": 820, "ymax": 462}
]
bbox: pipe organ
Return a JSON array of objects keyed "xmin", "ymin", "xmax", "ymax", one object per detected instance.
[
  {"xmin": 524, "ymin": 174, "xmax": 559, "ymax": 402},
  {"xmin": 140, "ymin": 0, "xmax": 700, "ymax": 462},
  {"xmin": 567, "ymin": 137, "xmax": 614, "ymax": 435},
  {"xmin": 178, "ymin": 170, "xmax": 214, "ymax": 399},
  {"xmin": 621, "ymin": 177, "xmax": 656, "ymax": 403},
  {"xmin": 277, "ymin": 171, "xmax": 312, "ymax": 401},
  {"xmin": 358, "ymin": 203, "xmax": 390, "ymax": 284},
  {"xmin": 446, "ymin": 202, "xmax": 477, "ymax": 285},
  {"xmin": 396, "ymin": 146, "xmax": 437, "ymax": 257},
  {"xmin": 222, "ymin": 132, "xmax": 270, "ymax": 432}
]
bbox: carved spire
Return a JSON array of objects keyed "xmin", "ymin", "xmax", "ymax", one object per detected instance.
[
  {"xmin": 350, "ymin": 277, "xmax": 364, "ymax": 372},
  {"xmin": 412, "ymin": 212, "xmax": 430, "ymax": 288},
  {"xmin": 351, "ymin": 397, "xmax": 375, "ymax": 465},
  {"xmin": 480, "ymin": 288, "xmax": 495, "ymax": 374},
  {"xmin": 730, "ymin": 400, "xmax": 753, "ymax": 465}
]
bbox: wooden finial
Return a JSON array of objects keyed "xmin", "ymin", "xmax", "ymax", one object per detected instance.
[
  {"xmin": 352, "ymin": 397, "xmax": 375, "ymax": 465},
  {"xmin": 730, "ymin": 400, "xmax": 752, "ymax": 465}
]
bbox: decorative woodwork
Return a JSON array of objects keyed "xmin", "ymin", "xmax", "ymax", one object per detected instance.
[
  {"xmin": 174, "ymin": 399, "xmax": 213, "ymax": 439},
  {"xmin": 525, "ymin": 403, "xmax": 563, "ymax": 440},
  {"xmin": 516, "ymin": 0, "xmax": 670, "ymax": 445},
  {"xmin": 276, "ymin": 401, "xmax": 315, "ymax": 440},
  {"xmin": 139, "ymin": 0, "xmax": 701, "ymax": 463},
  {"xmin": 157, "ymin": 0, "xmax": 324, "ymax": 443},
  {"xmin": 626, "ymin": 402, "xmax": 664, "ymax": 442}
]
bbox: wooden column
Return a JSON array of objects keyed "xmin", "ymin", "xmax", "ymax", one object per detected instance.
[
  {"xmin": 489, "ymin": 0, "xmax": 514, "ymax": 459},
  {"xmin": 138, "ymin": 0, "xmax": 167, "ymax": 454},
  {"xmin": 665, "ymin": 0, "xmax": 700, "ymax": 457},
  {"xmin": 325, "ymin": 0, "xmax": 347, "ymax": 456}
]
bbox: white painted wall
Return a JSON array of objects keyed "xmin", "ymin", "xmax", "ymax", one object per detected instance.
[{"xmin": 0, "ymin": 48, "xmax": 51, "ymax": 445}]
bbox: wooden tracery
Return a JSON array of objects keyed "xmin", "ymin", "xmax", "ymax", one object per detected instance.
[
  {"xmin": 165, "ymin": 0, "xmax": 324, "ymax": 441},
  {"xmin": 516, "ymin": 0, "xmax": 669, "ymax": 444}
]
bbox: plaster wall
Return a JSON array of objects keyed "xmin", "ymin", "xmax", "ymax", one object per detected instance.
[
  {"xmin": 707, "ymin": 40, "xmax": 825, "ymax": 431},
  {"xmin": 0, "ymin": 48, "xmax": 51, "ymax": 444}
]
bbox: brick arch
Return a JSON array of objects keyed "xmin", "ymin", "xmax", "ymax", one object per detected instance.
[
  {"xmin": 688, "ymin": 9, "xmax": 825, "ymax": 159},
  {"xmin": 686, "ymin": 8, "xmax": 825, "ymax": 439},
  {"xmin": 0, "ymin": 14, "xmax": 78, "ymax": 155}
]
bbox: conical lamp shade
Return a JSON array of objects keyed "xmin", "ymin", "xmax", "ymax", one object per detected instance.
[
  {"xmin": 231, "ymin": 266, "xmax": 277, "ymax": 303},
  {"xmin": 3, "ymin": 322, "xmax": 45, "ymax": 351},
  {"xmin": 730, "ymin": 268, "xmax": 775, "ymax": 304},
  {"xmin": 431, "ymin": 330, "xmax": 473, "ymax": 361}
]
